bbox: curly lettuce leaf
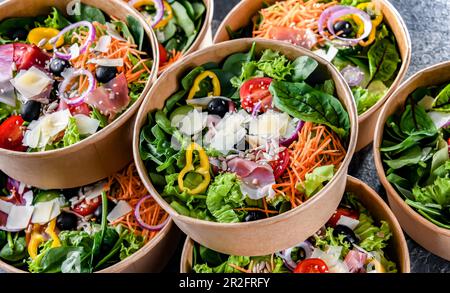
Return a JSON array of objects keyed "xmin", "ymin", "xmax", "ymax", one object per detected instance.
[
  {"xmin": 206, "ymin": 173, "xmax": 245, "ymax": 223},
  {"xmin": 354, "ymin": 213, "xmax": 392, "ymax": 252},
  {"xmin": 194, "ymin": 255, "xmax": 251, "ymax": 273},
  {"xmin": 298, "ymin": 165, "xmax": 334, "ymax": 198},
  {"xmin": 43, "ymin": 7, "xmax": 71, "ymax": 29},
  {"xmin": 314, "ymin": 227, "xmax": 351, "ymax": 258},
  {"xmin": 62, "ymin": 117, "xmax": 81, "ymax": 147}
]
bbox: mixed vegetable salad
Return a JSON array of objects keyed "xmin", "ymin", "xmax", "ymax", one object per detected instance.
[
  {"xmin": 381, "ymin": 83, "xmax": 450, "ymax": 229},
  {"xmin": 0, "ymin": 3, "xmax": 153, "ymax": 152},
  {"xmin": 227, "ymin": 0, "xmax": 401, "ymax": 115},
  {"xmin": 192, "ymin": 192, "xmax": 397, "ymax": 273},
  {"xmin": 127, "ymin": 0, "xmax": 206, "ymax": 71},
  {"xmin": 0, "ymin": 164, "xmax": 168, "ymax": 273},
  {"xmin": 140, "ymin": 43, "xmax": 350, "ymax": 223}
]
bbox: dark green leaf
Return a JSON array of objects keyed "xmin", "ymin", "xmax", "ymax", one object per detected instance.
[
  {"xmin": 291, "ymin": 56, "xmax": 318, "ymax": 82},
  {"xmin": 367, "ymin": 38, "xmax": 400, "ymax": 83},
  {"xmin": 71, "ymin": 4, "xmax": 106, "ymax": 24},
  {"xmin": 126, "ymin": 16, "xmax": 144, "ymax": 50},
  {"xmin": 432, "ymin": 83, "xmax": 450, "ymax": 112}
]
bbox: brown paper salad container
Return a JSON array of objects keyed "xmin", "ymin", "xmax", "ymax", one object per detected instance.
[
  {"xmin": 0, "ymin": 164, "xmax": 180, "ymax": 273},
  {"xmin": 180, "ymin": 176, "xmax": 410, "ymax": 273},
  {"xmin": 133, "ymin": 38, "xmax": 358, "ymax": 256},
  {"xmin": 214, "ymin": 0, "xmax": 411, "ymax": 151},
  {"xmin": 374, "ymin": 62, "xmax": 450, "ymax": 261},
  {"xmin": 125, "ymin": 0, "xmax": 214, "ymax": 73},
  {"xmin": 0, "ymin": 0, "xmax": 159, "ymax": 189}
]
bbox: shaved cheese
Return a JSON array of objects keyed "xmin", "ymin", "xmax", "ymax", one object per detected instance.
[
  {"xmin": 93, "ymin": 35, "xmax": 111, "ymax": 53},
  {"xmin": 178, "ymin": 109, "xmax": 208, "ymax": 136},
  {"xmin": 23, "ymin": 109, "xmax": 71, "ymax": 149},
  {"xmin": 31, "ymin": 201, "xmax": 54, "ymax": 224},
  {"xmin": 106, "ymin": 23, "xmax": 127, "ymax": 41},
  {"xmin": 208, "ymin": 110, "xmax": 250, "ymax": 154},
  {"xmin": 249, "ymin": 110, "xmax": 290, "ymax": 139},
  {"xmin": 70, "ymin": 43, "xmax": 80, "ymax": 60},
  {"xmin": 6, "ymin": 206, "xmax": 34, "ymax": 230},
  {"xmin": 107, "ymin": 200, "xmax": 132, "ymax": 222},
  {"xmin": 0, "ymin": 80, "xmax": 16, "ymax": 107},
  {"xmin": 314, "ymin": 45, "xmax": 338, "ymax": 62},
  {"xmin": 88, "ymin": 58, "xmax": 124, "ymax": 67},
  {"xmin": 0, "ymin": 199, "xmax": 13, "ymax": 214},
  {"xmin": 10, "ymin": 66, "xmax": 52, "ymax": 99},
  {"xmin": 84, "ymin": 181, "xmax": 108, "ymax": 202},
  {"xmin": 23, "ymin": 190, "xmax": 34, "ymax": 206},
  {"xmin": 337, "ymin": 215, "xmax": 360, "ymax": 230},
  {"xmin": 74, "ymin": 114, "xmax": 100, "ymax": 135}
]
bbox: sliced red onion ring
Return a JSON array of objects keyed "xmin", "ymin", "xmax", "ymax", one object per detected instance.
[
  {"xmin": 129, "ymin": 0, "xmax": 164, "ymax": 28},
  {"xmin": 319, "ymin": 6, "xmax": 372, "ymax": 46},
  {"xmin": 59, "ymin": 69, "xmax": 96, "ymax": 105},
  {"xmin": 280, "ymin": 120, "xmax": 304, "ymax": 147},
  {"xmin": 228, "ymin": 101, "xmax": 236, "ymax": 113},
  {"xmin": 276, "ymin": 241, "xmax": 313, "ymax": 271},
  {"xmin": 252, "ymin": 101, "xmax": 262, "ymax": 117},
  {"xmin": 50, "ymin": 21, "xmax": 96, "ymax": 60},
  {"xmin": 134, "ymin": 195, "xmax": 169, "ymax": 231},
  {"xmin": 341, "ymin": 65, "xmax": 365, "ymax": 87}
]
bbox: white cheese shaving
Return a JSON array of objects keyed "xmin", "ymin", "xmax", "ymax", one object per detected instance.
[
  {"xmin": 0, "ymin": 199, "xmax": 13, "ymax": 214},
  {"xmin": 177, "ymin": 109, "xmax": 208, "ymax": 136},
  {"xmin": 31, "ymin": 199, "xmax": 60, "ymax": 224},
  {"xmin": 6, "ymin": 206, "xmax": 34, "ymax": 230},
  {"xmin": 107, "ymin": 200, "xmax": 132, "ymax": 223},
  {"xmin": 93, "ymin": 35, "xmax": 111, "ymax": 53},
  {"xmin": 249, "ymin": 110, "xmax": 290, "ymax": 145},
  {"xmin": 70, "ymin": 43, "xmax": 80, "ymax": 60},
  {"xmin": 336, "ymin": 215, "xmax": 360, "ymax": 230},
  {"xmin": 22, "ymin": 190, "xmax": 34, "ymax": 206},
  {"xmin": 88, "ymin": 58, "xmax": 124, "ymax": 67},
  {"xmin": 10, "ymin": 66, "xmax": 52, "ymax": 99},
  {"xmin": 74, "ymin": 114, "xmax": 100, "ymax": 135},
  {"xmin": 84, "ymin": 181, "xmax": 108, "ymax": 202},
  {"xmin": 208, "ymin": 110, "xmax": 250, "ymax": 154}
]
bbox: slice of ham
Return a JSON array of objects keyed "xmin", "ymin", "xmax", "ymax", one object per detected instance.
[
  {"xmin": 0, "ymin": 44, "xmax": 16, "ymax": 107},
  {"xmin": 268, "ymin": 27, "xmax": 318, "ymax": 50},
  {"xmin": 227, "ymin": 157, "xmax": 276, "ymax": 200},
  {"xmin": 344, "ymin": 249, "xmax": 368, "ymax": 273},
  {"xmin": 85, "ymin": 73, "xmax": 130, "ymax": 119}
]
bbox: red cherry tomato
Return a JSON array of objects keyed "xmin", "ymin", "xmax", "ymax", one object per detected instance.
[
  {"xmin": 269, "ymin": 148, "xmax": 290, "ymax": 180},
  {"xmin": 327, "ymin": 207, "xmax": 359, "ymax": 228},
  {"xmin": 13, "ymin": 44, "xmax": 50, "ymax": 71},
  {"xmin": 240, "ymin": 77, "xmax": 273, "ymax": 114},
  {"xmin": 294, "ymin": 258, "xmax": 329, "ymax": 273},
  {"xmin": 72, "ymin": 197, "xmax": 101, "ymax": 216},
  {"xmin": 0, "ymin": 116, "xmax": 26, "ymax": 152},
  {"xmin": 69, "ymin": 103, "xmax": 91, "ymax": 116},
  {"xmin": 158, "ymin": 43, "xmax": 168, "ymax": 65}
]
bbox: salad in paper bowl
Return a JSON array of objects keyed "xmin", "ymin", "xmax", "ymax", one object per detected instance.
[
  {"xmin": 138, "ymin": 42, "xmax": 352, "ymax": 224},
  {"xmin": 219, "ymin": 0, "xmax": 404, "ymax": 116},
  {"xmin": 0, "ymin": 164, "xmax": 168, "ymax": 273},
  {"xmin": 0, "ymin": 2, "xmax": 154, "ymax": 152}
]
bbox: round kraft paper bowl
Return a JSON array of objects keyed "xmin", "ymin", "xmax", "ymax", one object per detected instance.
[
  {"xmin": 214, "ymin": 0, "xmax": 411, "ymax": 151},
  {"xmin": 180, "ymin": 176, "xmax": 410, "ymax": 273},
  {"xmin": 0, "ymin": 219, "xmax": 180, "ymax": 273},
  {"xmin": 374, "ymin": 61, "xmax": 450, "ymax": 261},
  {"xmin": 133, "ymin": 38, "xmax": 358, "ymax": 256},
  {"xmin": 0, "ymin": 0, "xmax": 159, "ymax": 189}
]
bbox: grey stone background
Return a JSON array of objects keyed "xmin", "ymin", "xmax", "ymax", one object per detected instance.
[{"xmin": 1, "ymin": 0, "xmax": 450, "ymax": 273}]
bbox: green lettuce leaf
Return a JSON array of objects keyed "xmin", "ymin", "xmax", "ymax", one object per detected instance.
[
  {"xmin": 299, "ymin": 165, "xmax": 334, "ymax": 198},
  {"xmin": 62, "ymin": 117, "xmax": 81, "ymax": 147},
  {"xmin": 354, "ymin": 213, "xmax": 392, "ymax": 252},
  {"xmin": 43, "ymin": 7, "xmax": 71, "ymax": 29}
]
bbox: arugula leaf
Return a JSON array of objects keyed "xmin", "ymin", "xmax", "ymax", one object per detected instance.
[
  {"xmin": 270, "ymin": 80, "xmax": 350, "ymax": 139},
  {"xmin": 71, "ymin": 4, "xmax": 106, "ymax": 24},
  {"xmin": 367, "ymin": 38, "xmax": 400, "ymax": 83}
]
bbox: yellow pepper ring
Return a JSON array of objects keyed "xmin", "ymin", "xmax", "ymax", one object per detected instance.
[
  {"xmin": 132, "ymin": 0, "xmax": 173, "ymax": 29},
  {"xmin": 28, "ymin": 224, "xmax": 45, "ymax": 259},
  {"xmin": 45, "ymin": 218, "xmax": 61, "ymax": 248},
  {"xmin": 178, "ymin": 142, "xmax": 211, "ymax": 195},
  {"xmin": 353, "ymin": 2, "xmax": 383, "ymax": 47},
  {"xmin": 187, "ymin": 71, "xmax": 221, "ymax": 100},
  {"xmin": 28, "ymin": 27, "xmax": 64, "ymax": 51}
]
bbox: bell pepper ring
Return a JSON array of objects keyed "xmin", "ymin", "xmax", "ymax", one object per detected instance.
[
  {"xmin": 28, "ymin": 225, "xmax": 45, "ymax": 259},
  {"xmin": 354, "ymin": 2, "xmax": 384, "ymax": 47},
  {"xmin": 132, "ymin": 0, "xmax": 173, "ymax": 29},
  {"xmin": 45, "ymin": 218, "xmax": 61, "ymax": 248},
  {"xmin": 27, "ymin": 27, "xmax": 64, "ymax": 51},
  {"xmin": 178, "ymin": 142, "xmax": 211, "ymax": 195},
  {"xmin": 187, "ymin": 71, "xmax": 221, "ymax": 100}
]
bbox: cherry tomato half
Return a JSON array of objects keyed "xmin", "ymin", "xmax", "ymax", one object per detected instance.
[
  {"xmin": 294, "ymin": 258, "xmax": 329, "ymax": 273},
  {"xmin": 13, "ymin": 44, "xmax": 50, "ymax": 71},
  {"xmin": 69, "ymin": 103, "xmax": 91, "ymax": 116},
  {"xmin": 327, "ymin": 207, "xmax": 360, "ymax": 228},
  {"xmin": 240, "ymin": 77, "xmax": 273, "ymax": 114},
  {"xmin": 270, "ymin": 148, "xmax": 290, "ymax": 180},
  {"xmin": 158, "ymin": 43, "xmax": 168, "ymax": 65},
  {"xmin": 0, "ymin": 116, "xmax": 26, "ymax": 152},
  {"xmin": 72, "ymin": 196, "xmax": 101, "ymax": 216}
]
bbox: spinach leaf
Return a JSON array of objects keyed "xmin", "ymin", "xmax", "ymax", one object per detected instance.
[
  {"xmin": 270, "ymin": 80, "xmax": 350, "ymax": 139},
  {"xmin": 222, "ymin": 53, "xmax": 248, "ymax": 77},
  {"xmin": 33, "ymin": 190, "xmax": 61, "ymax": 204},
  {"xmin": 291, "ymin": 56, "xmax": 318, "ymax": 82},
  {"xmin": 199, "ymin": 245, "xmax": 227, "ymax": 266},
  {"xmin": 192, "ymin": 2, "xmax": 206, "ymax": 20},
  {"xmin": 71, "ymin": 4, "xmax": 106, "ymax": 24},
  {"xmin": 172, "ymin": 1, "xmax": 195, "ymax": 37},
  {"xmin": 367, "ymin": 38, "xmax": 400, "ymax": 83},
  {"xmin": 126, "ymin": 16, "xmax": 144, "ymax": 50},
  {"xmin": 0, "ymin": 233, "xmax": 27, "ymax": 262},
  {"xmin": 181, "ymin": 66, "xmax": 204, "ymax": 90},
  {"xmin": 0, "ymin": 17, "xmax": 36, "ymax": 36},
  {"xmin": 39, "ymin": 246, "xmax": 88, "ymax": 273},
  {"xmin": 432, "ymin": 83, "xmax": 450, "ymax": 112},
  {"xmin": 384, "ymin": 146, "xmax": 433, "ymax": 170},
  {"xmin": 0, "ymin": 231, "xmax": 5, "ymax": 247}
]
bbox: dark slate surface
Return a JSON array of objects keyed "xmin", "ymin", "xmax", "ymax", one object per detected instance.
[{"xmin": 1, "ymin": 0, "xmax": 449, "ymax": 273}]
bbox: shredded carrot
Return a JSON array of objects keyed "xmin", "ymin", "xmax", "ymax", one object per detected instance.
[
  {"xmin": 228, "ymin": 263, "xmax": 251, "ymax": 273},
  {"xmin": 272, "ymin": 122, "xmax": 346, "ymax": 208},
  {"xmin": 158, "ymin": 49, "xmax": 183, "ymax": 73},
  {"xmin": 253, "ymin": 0, "xmax": 338, "ymax": 47},
  {"xmin": 105, "ymin": 164, "xmax": 168, "ymax": 243}
]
